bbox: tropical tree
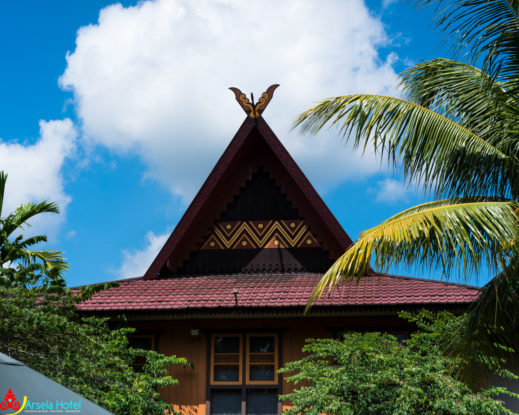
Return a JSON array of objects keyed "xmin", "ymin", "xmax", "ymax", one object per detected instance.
[
  {"xmin": 280, "ymin": 312, "xmax": 518, "ymax": 414},
  {"xmin": 0, "ymin": 171, "xmax": 68, "ymax": 288},
  {"xmin": 294, "ymin": 0, "xmax": 519, "ymax": 374},
  {"xmin": 0, "ymin": 170, "xmax": 190, "ymax": 414}
]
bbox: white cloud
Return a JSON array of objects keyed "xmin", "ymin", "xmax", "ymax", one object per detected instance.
[
  {"xmin": 375, "ymin": 178, "xmax": 409, "ymax": 203},
  {"xmin": 382, "ymin": 0, "xmax": 399, "ymax": 9},
  {"xmin": 66, "ymin": 230, "xmax": 77, "ymax": 239},
  {"xmin": 117, "ymin": 231, "xmax": 169, "ymax": 278},
  {"xmin": 0, "ymin": 119, "xmax": 77, "ymax": 237},
  {"xmin": 61, "ymin": 0, "xmax": 400, "ymax": 202}
]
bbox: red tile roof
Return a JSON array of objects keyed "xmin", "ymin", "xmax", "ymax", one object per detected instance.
[{"xmin": 78, "ymin": 273, "xmax": 480, "ymax": 313}]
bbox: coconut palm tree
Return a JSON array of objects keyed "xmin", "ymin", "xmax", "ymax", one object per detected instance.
[
  {"xmin": 295, "ymin": 0, "xmax": 519, "ymax": 370},
  {"xmin": 0, "ymin": 171, "xmax": 68, "ymax": 288}
]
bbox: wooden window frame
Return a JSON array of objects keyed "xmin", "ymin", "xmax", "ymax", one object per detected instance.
[
  {"xmin": 245, "ymin": 333, "xmax": 278, "ymax": 385},
  {"xmin": 210, "ymin": 334, "xmax": 243, "ymax": 385},
  {"xmin": 207, "ymin": 331, "xmax": 283, "ymax": 415}
]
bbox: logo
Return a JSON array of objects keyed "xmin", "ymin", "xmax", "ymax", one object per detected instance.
[
  {"xmin": 0, "ymin": 389, "xmax": 27, "ymax": 415},
  {"xmin": 0, "ymin": 389, "xmax": 82, "ymax": 414}
]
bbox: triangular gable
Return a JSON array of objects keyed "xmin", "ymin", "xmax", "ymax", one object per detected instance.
[{"xmin": 144, "ymin": 85, "xmax": 352, "ymax": 279}]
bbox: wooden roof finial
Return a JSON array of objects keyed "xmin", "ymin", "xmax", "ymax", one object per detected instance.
[{"xmin": 229, "ymin": 84, "xmax": 279, "ymax": 118}]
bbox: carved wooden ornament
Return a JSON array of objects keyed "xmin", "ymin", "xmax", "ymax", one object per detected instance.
[{"xmin": 229, "ymin": 84, "xmax": 279, "ymax": 118}]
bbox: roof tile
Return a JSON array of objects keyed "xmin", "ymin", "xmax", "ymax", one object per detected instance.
[{"xmin": 78, "ymin": 273, "xmax": 480, "ymax": 312}]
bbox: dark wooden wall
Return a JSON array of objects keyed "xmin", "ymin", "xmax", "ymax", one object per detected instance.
[{"xmin": 130, "ymin": 314, "xmax": 411, "ymax": 414}]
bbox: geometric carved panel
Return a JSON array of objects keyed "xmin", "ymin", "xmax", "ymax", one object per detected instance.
[{"xmin": 200, "ymin": 220, "xmax": 321, "ymax": 250}]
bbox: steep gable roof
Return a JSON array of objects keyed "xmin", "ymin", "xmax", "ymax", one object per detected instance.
[{"xmin": 144, "ymin": 85, "xmax": 352, "ymax": 279}]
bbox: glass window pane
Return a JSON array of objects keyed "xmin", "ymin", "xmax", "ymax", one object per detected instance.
[
  {"xmin": 246, "ymin": 389, "xmax": 278, "ymax": 415},
  {"xmin": 250, "ymin": 365, "xmax": 274, "ymax": 381},
  {"xmin": 249, "ymin": 336, "xmax": 274, "ymax": 353},
  {"xmin": 215, "ymin": 336, "xmax": 240, "ymax": 353},
  {"xmin": 211, "ymin": 390, "xmax": 241, "ymax": 415},
  {"xmin": 214, "ymin": 365, "xmax": 240, "ymax": 382}
]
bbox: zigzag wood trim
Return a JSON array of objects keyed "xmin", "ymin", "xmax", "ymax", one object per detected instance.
[{"xmin": 200, "ymin": 220, "xmax": 321, "ymax": 250}]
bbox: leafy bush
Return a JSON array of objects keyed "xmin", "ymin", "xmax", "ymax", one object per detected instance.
[{"xmin": 280, "ymin": 312, "xmax": 518, "ymax": 415}]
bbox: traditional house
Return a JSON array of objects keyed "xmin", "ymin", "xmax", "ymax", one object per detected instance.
[{"xmin": 79, "ymin": 85, "xmax": 480, "ymax": 415}]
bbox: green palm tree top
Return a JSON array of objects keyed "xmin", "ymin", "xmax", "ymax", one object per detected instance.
[
  {"xmin": 0, "ymin": 171, "xmax": 68, "ymax": 288},
  {"xmin": 294, "ymin": 0, "xmax": 519, "ymax": 381}
]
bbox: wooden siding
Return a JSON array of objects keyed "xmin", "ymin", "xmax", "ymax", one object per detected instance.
[
  {"xmin": 130, "ymin": 315, "xmax": 411, "ymax": 414},
  {"xmin": 159, "ymin": 324, "xmax": 207, "ymax": 415}
]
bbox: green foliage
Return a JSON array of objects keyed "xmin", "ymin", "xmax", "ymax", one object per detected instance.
[
  {"xmin": 280, "ymin": 312, "xmax": 519, "ymax": 415},
  {"xmin": 0, "ymin": 170, "xmax": 190, "ymax": 414},
  {"xmin": 0, "ymin": 171, "xmax": 68, "ymax": 288},
  {"xmin": 293, "ymin": 0, "xmax": 519, "ymax": 376},
  {"xmin": 309, "ymin": 198, "xmax": 518, "ymax": 308},
  {"xmin": 0, "ymin": 285, "xmax": 191, "ymax": 415}
]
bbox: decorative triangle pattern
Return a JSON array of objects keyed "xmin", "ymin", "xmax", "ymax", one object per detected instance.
[
  {"xmin": 200, "ymin": 235, "xmax": 225, "ymax": 250},
  {"xmin": 264, "ymin": 232, "xmax": 289, "ymax": 249},
  {"xmin": 249, "ymin": 220, "xmax": 273, "ymax": 238},
  {"xmin": 231, "ymin": 232, "xmax": 256, "ymax": 249},
  {"xmin": 297, "ymin": 231, "xmax": 320, "ymax": 248},
  {"xmin": 200, "ymin": 220, "xmax": 321, "ymax": 250}
]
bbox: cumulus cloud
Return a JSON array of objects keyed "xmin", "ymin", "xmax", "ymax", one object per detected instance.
[
  {"xmin": 117, "ymin": 231, "xmax": 168, "ymax": 278},
  {"xmin": 375, "ymin": 178, "xmax": 409, "ymax": 204},
  {"xmin": 61, "ymin": 0, "xmax": 400, "ymax": 202},
  {"xmin": 0, "ymin": 119, "xmax": 77, "ymax": 237}
]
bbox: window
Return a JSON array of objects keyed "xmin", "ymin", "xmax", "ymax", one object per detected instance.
[
  {"xmin": 211, "ymin": 334, "xmax": 242, "ymax": 385},
  {"xmin": 246, "ymin": 335, "xmax": 278, "ymax": 385},
  {"xmin": 209, "ymin": 333, "xmax": 280, "ymax": 415},
  {"xmin": 128, "ymin": 334, "xmax": 155, "ymax": 371}
]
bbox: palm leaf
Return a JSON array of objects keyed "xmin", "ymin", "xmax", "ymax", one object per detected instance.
[
  {"xmin": 447, "ymin": 258, "xmax": 519, "ymax": 385},
  {"xmin": 401, "ymin": 59, "xmax": 514, "ymax": 143},
  {"xmin": 307, "ymin": 199, "xmax": 519, "ymax": 308},
  {"xmin": 22, "ymin": 250, "xmax": 69, "ymax": 273},
  {"xmin": 294, "ymin": 94, "xmax": 512, "ymax": 198},
  {"xmin": 417, "ymin": 0, "xmax": 519, "ymax": 90},
  {"xmin": 3, "ymin": 201, "xmax": 60, "ymax": 237},
  {"xmin": 0, "ymin": 171, "xmax": 6, "ymax": 219}
]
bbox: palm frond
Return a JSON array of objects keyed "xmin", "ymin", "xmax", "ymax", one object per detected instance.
[
  {"xmin": 307, "ymin": 199, "xmax": 519, "ymax": 307},
  {"xmin": 17, "ymin": 235, "xmax": 48, "ymax": 249},
  {"xmin": 21, "ymin": 250, "xmax": 69, "ymax": 273},
  {"xmin": 3, "ymin": 201, "xmax": 60, "ymax": 237},
  {"xmin": 417, "ymin": 0, "xmax": 519, "ymax": 90},
  {"xmin": 294, "ymin": 94, "xmax": 512, "ymax": 198},
  {"xmin": 448, "ymin": 257, "xmax": 519, "ymax": 385},
  {"xmin": 0, "ymin": 171, "xmax": 6, "ymax": 219},
  {"xmin": 401, "ymin": 59, "xmax": 517, "ymax": 145}
]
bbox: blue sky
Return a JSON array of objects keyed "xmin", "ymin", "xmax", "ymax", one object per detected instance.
[{"xmin": 1, "ymin": 0, "xmax": 484, "ymax": 287}]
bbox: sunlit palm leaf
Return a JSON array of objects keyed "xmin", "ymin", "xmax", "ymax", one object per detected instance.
[
  {"xmin": 22, "ymin": 250, "xmax": 69, "ymax": 273},
  {"xmin": 308, "ymin": 199, "xmax": 519, "ymax": 307},
  {"xmin": 294, "ymin": 94, "xmax": 512, "ymax": 197}
]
